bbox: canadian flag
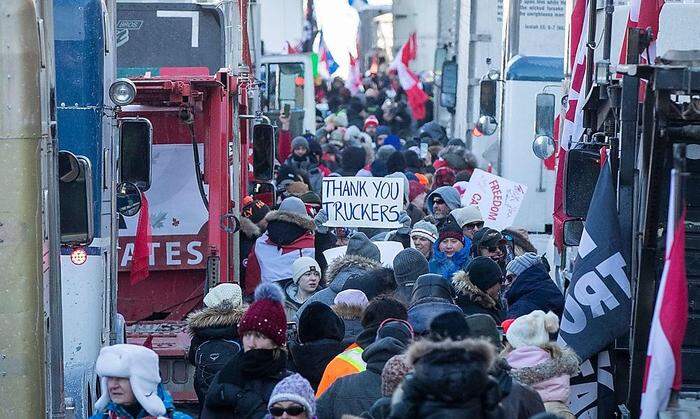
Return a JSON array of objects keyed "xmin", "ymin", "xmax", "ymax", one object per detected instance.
[
  {"xmin": 390, "ymin": 33, "xmax": 428, "ymax": 120},
  {"xmin": 640, "ymin": 177, "xmax": 687, "ymax": 418}
]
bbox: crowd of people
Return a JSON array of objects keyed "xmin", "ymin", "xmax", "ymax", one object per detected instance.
[{"xmin": 90, "ymin": 72, "xmax": 573, "ymax": 419}]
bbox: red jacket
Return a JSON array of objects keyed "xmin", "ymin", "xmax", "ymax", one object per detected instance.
[{"xmin": 278, "ymin": 129, "xmax": 292, "ymax": 163}]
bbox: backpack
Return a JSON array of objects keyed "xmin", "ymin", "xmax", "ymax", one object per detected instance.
[{"xmin": 194, "ymin": 339, "xmax": 241, "ymax": 394}]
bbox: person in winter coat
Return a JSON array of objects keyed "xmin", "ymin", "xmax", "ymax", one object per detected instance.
[
  {"xmin": 331, "ymin": 289, "xmax": 368, "ymax": 342},
  {"xmin": 288, "ymin": 302, "xmax": 347, "ymax": 391},
  {"xmin": 408, "ymin": 273, "xmax": 462, "ymax": 336},
  {"xmin": 298, "ymin": 232, "xmax": 381, "ymax": 311},
  {"xmin": 317, "ymin": 320, "xmax": 414, "ymax": 419},
  {"xmin": 284, "ymin": 257, "xmax": 322, "ymax": 320},
  {"xmin": 362, "ymin": 354, "xmax": 413, "ymax": 419},
  {"xmin": 91, "ymin": 344, "xmax": 192, "ymax": 419},
  {"xmin": 503, "ymin": 311, "xmax": 579, "ymax": 419},
  {"xmin": 245, "ymin": 197, "xmax": 315, "ymax": 297},
  {"xmin": 504, "ymin": 253, "xmax": 564, "ymax": 320},
  {"xmin": 410, "ymin": 221, "xmax": 438, "ymax": 260},
  {"xmin": 316, "ymin": 296, "xmax": 408, "ymax": 397},
  {"xmin": 187, "ymin": 283, "xmax": 246, "ymax": 408},
  {"xmin": 429, "ymin": 216, "xmax": 471, "ymax": 280},
  {"xmin": 425, "ymin": 186, "xmax": 462, "ymax": 228},
  {"xmin": 392, "ymin": 248, "xmax": 429, "ymax": 304},
  {"xmin": 452, "ymin": 257, "xmax": 506, "ymax": 324},
  {"xmin": 388, "ymin": 338, "xmax": 503, "ymax": 419},
  {"xmin": 266, "ymin": 374, "xmax": 317, "ymax": 419},
  {"xmin": 202, "ymin": 283, "xmax": 291, "ymax": 419},
  {"xmin": 471, "ymin": 228, "xmax": 508, "ymax": 272},
  {"xmin": 283, "ymin": 136, "xmax": 323, "ymax": 194},
  {"xmin": 240, "ymin": 198, "xmax": 270, "ymax": 285},
  {"xmin": 342, "ymin": 267, "xmax": 398, "ymax": 302},
  {"xmin": 450, "ymin": 206, "xmax": 484, "ymax": 241}
]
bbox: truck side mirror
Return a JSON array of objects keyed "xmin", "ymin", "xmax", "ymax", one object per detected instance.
[
  {"xmin": 532, "ymin": 93, "xmax": 556, "ymax": 159},
  {"xmin": 252, "ymin": 123, "xmax": 275, "ymax": 181},
  {"xmin": 119, "ymin": 117, "xmax": 152, "ymax": 191},
  {"xmin": 440, "ymin": 60, "xmax": 458, "ymax": 111},
  {"xmin": 475, "ymin": 79, "xmax": 498, "ymax": 135},
  {"xmin": 564, "ymin": 146, "xmax": 602, "ymax": 218},
  {"xmin": 116, "ymin": 182, "xmax": 142, "ymax": 217},
  {"xmin": 59, "ymin": 152, "xmax": 94, "ymax": 245},
  {"xmin": 563, "ymin": 219, "xmax": 584, "ymax": 246}
]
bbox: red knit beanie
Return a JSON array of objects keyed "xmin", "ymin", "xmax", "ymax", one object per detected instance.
[
  {"xmin": 408, "ymin": 181, "xmax": 427, "ymax": 202},
  {"xmin": 433, "ymin": 167, "xmax": 456, "ymax": 188},
  {"xmin": 238, "ymin": 283, "xmax": 287, "ymax": 346}
]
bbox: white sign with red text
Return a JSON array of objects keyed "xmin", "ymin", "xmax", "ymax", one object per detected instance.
[{"xmin": 459, "ymin": 169, "xmax": 528, "ymax": 231}]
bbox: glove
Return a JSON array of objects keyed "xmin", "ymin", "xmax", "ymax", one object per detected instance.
[
  {"xmin": 397, "ymin": 211, "xmax": 412, "ymax": 235},
  {"xmin": 314, "ymin": 209, "xmax": 329, "ymax": 234}
]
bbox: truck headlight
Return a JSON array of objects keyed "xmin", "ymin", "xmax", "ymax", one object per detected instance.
[{"xmin": 109, "ymin": 78, "xmax": 136, "ymax": 106}]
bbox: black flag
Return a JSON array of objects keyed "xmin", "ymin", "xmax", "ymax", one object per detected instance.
[{"xmin": 558, "ymin": 160, "xmax": 632, "ymax": 361}]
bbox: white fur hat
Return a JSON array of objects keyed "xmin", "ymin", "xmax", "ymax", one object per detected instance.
[
  {"xmin": 204, "ymin": 283, "xmax": 243, "ymax": 308},
  {"xmin": 505, "ymin": 310, "xmax": 560, "ymax": 349},
  {"xmin": 94, "ymin": 344, "xmax": 165, "ymax": 416},
  {"xmin": 292, "ymin": 257, "xmax": 321, "ymax": 284}
]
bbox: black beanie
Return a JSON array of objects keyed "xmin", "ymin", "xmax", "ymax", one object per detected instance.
[
  {"xmin": 297, "ymin": 301, "xmax": 345, "ymax": 343},
  {"xmin": 386, "ymin": 151, "xmax": 407, "ymax": 174},
  {"xmin": 361, "ymin": 295, "xmax": 407, "ymax": 328},
  {"xmin": 429, "ymin": 311, "xmax": 471, "ymax": 342},
  {"xmin": 343, "ymin": 267, "xmax": 397, "ymax": 300},
  {"xmin": 466, "ymin": 256, "xmax": 503, "ymax": 291}
]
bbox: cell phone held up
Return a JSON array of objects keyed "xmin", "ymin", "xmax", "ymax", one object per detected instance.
[{"xmin": 282, "ymin": 103, "xmax": 291, "ymax": 119}]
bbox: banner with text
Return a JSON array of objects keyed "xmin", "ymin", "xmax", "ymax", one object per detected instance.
[
  {"xmin": 322, "ymin": 177, "xmax": 404, "ymax": 228},
  {"xmin": 459, "ymin": 169, "xmax": 528, "ymax": 231}
]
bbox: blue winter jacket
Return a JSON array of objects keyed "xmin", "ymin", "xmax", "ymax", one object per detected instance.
[
  {"xmin": 428, "ymin": 238, "xmax": 472, "ymax": 281},
  {"xmin": 505, "ymin": 263, "xmax": 565, "ymax": 319},
  {"xmin": 89, "ymin": 384, "xmax": 192, "ymax": 419}
]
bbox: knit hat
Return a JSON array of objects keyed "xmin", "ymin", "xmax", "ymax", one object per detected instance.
[
  {"xmin": 346, "ymin": 232, "xmax": 381, "ymax": 262},
  {"xmin": 361, "ymin": 295, "xmax": 408, "ymax": 328},
  {"xmin": 238, "ymin": 283, "xmax": 287, "ymax": 346},
  {"xmin": 384, "ymin": 134, "xmax": 402, "ymax": 151},
  {"xmin": 364, "ymin": 115, "xmax": 379, "ymax": 129},
  {"xmin": 506, "ymin": 252, "xmax": 542, "ymax": 277},
  {"xmin": 297, "ymin": 301, "xmax": 345, "ymax": 343},
  {"xmin": 437, "ymin": 216, "xmax": 464, "ymax": 244},
  {"xmin": 376, "ymin": 125, "xmax": 391, "ymax": 137},
  {"xmin": 377, "ymin": 319, "xmax": 414, "ymax": 345},
  {"xmin": 386, "ymin": 151, "xmax": 407, "ymax": 174},
  {"xmin": 505, "ymin": 310, "xmax": 560, "ymax": 349},
  {"xmin": 381, "ymin": 354, "xmax": 412, "ymax": 396},
  {"xmin": 334, "ymin": 289, "xmax": 369, "ymax": 308},
  {"xmin": 465, "ymin": 314, "xmax": 503, "ymax": 349},
  {"xmin": 267, "ymin": 373, "xmax": 316, "ymax": 417},
  {"xmin": 386, "ymin": 171, "xmax": 410, "ymax": 203},
  {"xmin": 329, "ymin": 129, "xmax": 344, "ymax": 146},
  {"xmin": 292, "ymin": 257, "xmax": 320, "ymax": 284},
  {"xmin": 393, "ymin": 248, "xmax": 429, "ymax": 287},
  {"xmin": 291, "ymin": 136, "xmax": 309, "ymax": 151},
  {"xmin": 342, "ymin": 267, "xmax": 397, "ymax": 300},
  {"xmin": 335, "ymin": 112, "xmax": 348, "ymax": 127},
  {"xmin": 94, "ymin": 344, "xmax": 165, "ymax": 416},
  {"xmin": 450, "ymin": 206, "xmax": 483, "ymax": 228},
  {"xmin": 411, "ymin": 220, "xmax": 438, "ymax": 243},
  {"xmin": 376, "ymin": 144, "xmax": 396, "ymax": 161},
  {"xmin": 465, "ymin": 256, "xmax": 503, "ymax": 291},
  {"xmin": 408, "ymin": 180, "xmax": 427, "ymax": 202},
  {"xmin": 278, "ymin": 196, "xmax": 310, "ymax": 218},
  {"xmin": 241, "ymin": 199, "xmax": 271, "ymax": 224},
  {"xmin": 473, "ymin": 227, "xmax": 506, "ymax": 249},
  {"xmin": 433, "ymin": 167, "xmax": 456, "ymax": 188},
  {"xmin": 203, "ymin": 283, "xmax": 243, "ymax": 308},
  {"xmin": 429, "ymin": 311, "xmax": 471, "ymax": 341}
]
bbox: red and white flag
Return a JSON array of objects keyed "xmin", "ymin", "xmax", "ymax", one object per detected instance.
[
  {"xmin": 345, "ymin": 53, "xmax": 362, "ymax": 95},
  {"xmin": 130, "ymin": 192, "xmax": 151, "ymax": 285},
  {"xmin": 640, "ymin": 178, "xmax": 687, "ymax": 418},
  {"xmin": 390, "ymin": 32, "xmax": 428, "ymax": 120}
]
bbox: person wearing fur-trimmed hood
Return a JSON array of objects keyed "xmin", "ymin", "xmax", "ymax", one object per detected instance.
[
  {"xmin": 91, "ymin": 344, "xmax": 191, "ymax": 419},
  {"xmin": 502, "ymin": 310, "xmax": 579, "ymax": 419},
  {"xmin": 244, "ymin": 197, "xmax": 315, "ymax": 297},
  {"xmin": 452, "ymin": 256, "xmax": 506, "ymax": 324},
  {"xmin": 388, "ymin": 338, "xmax": 504, "ymax": 419},
  {"xmin": 187, "ymin": 283, "xmax": 247, "ymax": 408}
]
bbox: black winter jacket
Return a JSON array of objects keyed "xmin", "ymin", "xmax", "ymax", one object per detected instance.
[
  {"xmin": 505, "ymin": 264, "xmax": 564, "ymax": 320},
  {"xmin": 490, "ymin": 358, "xmax": 545, "ymax": 419},
  {"xmin": 288, "ymin": 338, "xmax": 348, "ymax": 391},
  {"xmin": 452, "ymin": 270, "xmax": 506, "ymax": 324},
  {"xmin": 316, "ymin": 337, "xmax": 407, "ymax": 419}
]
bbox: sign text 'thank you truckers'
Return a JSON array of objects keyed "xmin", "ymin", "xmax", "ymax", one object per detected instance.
[{"xmin": 322, "ymin": 177, "xmax": 404, "ymax": 229}]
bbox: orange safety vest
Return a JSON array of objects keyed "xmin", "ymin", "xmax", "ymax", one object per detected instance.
[{"xmin": 315, "ymin": 343, "xmax": 367, "ymax": 397}]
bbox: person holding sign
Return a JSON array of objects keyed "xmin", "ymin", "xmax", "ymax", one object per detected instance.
[{"xmin": 428, "ymin": 216, "xmax": 472, "ymax": 281}]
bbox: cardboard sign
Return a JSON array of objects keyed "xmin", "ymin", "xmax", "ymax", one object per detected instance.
[
  {"xmin": 322, "ymin": 177, "xmax": 404, "ymax": 228},
  {"xmin": 323, "ymin": 240, "xmax": 405, "ymax": 268},
  {"xmin": 459, "ymin": 169, "xmax": 528, "ymax": 230}
]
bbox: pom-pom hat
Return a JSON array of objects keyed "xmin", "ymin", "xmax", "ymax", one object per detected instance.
[
  {"xmin": 506, "ymin": 310, "xmax": 560, "ymax": 349},
  {"xmin": 268, "ymin": 373, "xmax": 316, "ymax": 416},
  {"xmin": 203, "ymin": 283, "xmax": 243, "ymax": 308},
  {"xmin": 238, "ymin": 283, "xmax": 287, "ymax": 346}
]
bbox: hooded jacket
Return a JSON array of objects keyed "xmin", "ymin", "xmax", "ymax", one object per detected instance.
[
  {"xmin": 89, "ymin": 384, "xmax": 191, "ymax": 419},
  {"xmin": 490, "ymin": 357, "xmax": 545, "ymax": 419},
  {"xmin": 332, "ymin": 303, "xmax": 366, "ymax": 342},
  {"xmin": 244, "ymin": 210, "xmax": 315, "ymax": 296},
  {"xmin": 407, "ymin": 274, "xmax": 461, "ymax": 336},
  {"xmin": 388, "ymin": 339, "xmax": 503, "ymax": 419},
  {"xmin": 505, "ymin": 264, "xmax": 564, "ymax": 320},
  {"xmin": 298, "ymin": 254, "xmax": 381, "ymax": 310},
  {"xmin": 452, "ymin": 270, "xmax": 505, "ymax": 324},
  {"xmin": 428, "ymin": 239, "xmax": 472, "ymax": 281},
  {"xmin": 317, "ymin": 337, "xmax": 408, "ymax": 419},
  {"xmin": 505, "ymin": 344, "xmax": 579, "ymax": 405},
  {"xmin": 426, "ymin": 186, "xmax": 462, "ymax": 217}
]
